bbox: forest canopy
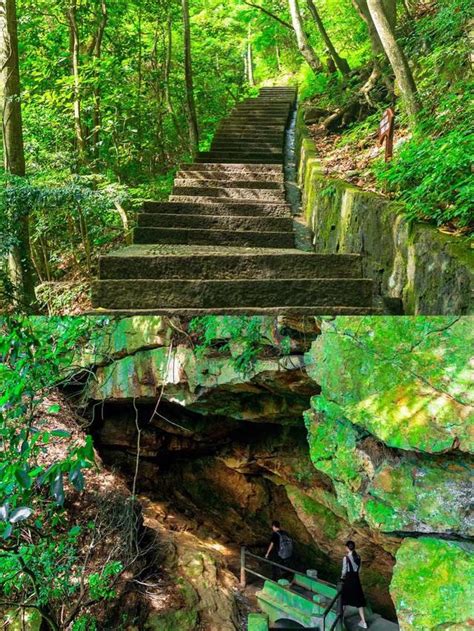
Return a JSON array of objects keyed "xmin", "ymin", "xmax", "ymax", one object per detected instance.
[{"xmin": 1, "ymin": 0, "xmax": 473, "ymax": 313}]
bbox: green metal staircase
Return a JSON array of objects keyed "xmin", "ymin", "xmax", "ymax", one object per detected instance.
[{"xmin": 241, "ymin": 548, "xmax": 399, "ymax": 631}]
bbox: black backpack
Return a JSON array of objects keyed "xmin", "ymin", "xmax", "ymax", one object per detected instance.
[{"xmin": 278, "ymin": 531, "xmax": 293, "ymax": 559}]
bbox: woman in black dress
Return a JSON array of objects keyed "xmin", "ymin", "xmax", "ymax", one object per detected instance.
[{"xmin": 341, "ymin": 540, "xmax": 368, "ymax": 628}]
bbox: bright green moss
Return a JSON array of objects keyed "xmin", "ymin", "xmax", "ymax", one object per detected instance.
[{"xmin": 390, "ymin": 538, "xmax": 474, "ymax": 630}]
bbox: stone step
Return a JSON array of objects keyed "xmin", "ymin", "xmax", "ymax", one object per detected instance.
[
  {"xmin": 233, "ymin": 107, "xmax": 290, "ymax": 114},
  {"xmin": 169, "ymin": 195, "xmax": 289, "ymax": 204},
  {"xmin": 91, "ymin": 278, "xmax": 374, "ymax": 310},
  {"xmin": 174, "ymin": 178, "xmax": 284, "ymax": 190},
  {"xmin": 212, "ymin": 135, "xmax": 285, "ymax": 143},
  {"xmin": 98, "ymin": 245, "xmax": 364, "ymax": 280},
  {"xmin": 133, "ymin": 226, "xmax": 295, "ymax": 248},
  {"xmin": 219, "ymin": 122, "xmax": 286, "ymax": 129},
  {"xmin": 176, "ymin": 170, "xmax": 284, "ymax": 182},
  {"xmin": 143, "ymin": 201, "xmax": 291, "ymax": 217},
  {"xmin": 171, "ymin": 186, "xmax": 286, "ymax": 201},
  {"xmin": 137, "ymin": 213, "xmax": 293, "ymax": 232},
  {"xmin": 211, "ymin": 141, "xmax": 284, "ymax": 150},
  {"xmin": 88, "ymin": 306, "xmax": 381, "ymax": 316},
  {"xmin": 196, "ymin": 152, "xmax": 283, "ymax": 163},
  {"xmin": 195, "ymin": 157, "xmax": 283, "ymax": 164},
  {"xmin": 210, "ymin": 145, "xmax": 284, "ymax": 154},
  {"xmin": 226, "ymin": 117, "xmax": 289, "ymax": 125},
  {"xmin": 180, "ymin": 163, "xmax": 283, "ymax": 173}
]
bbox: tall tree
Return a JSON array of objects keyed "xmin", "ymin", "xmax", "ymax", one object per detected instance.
[
  {"xmin": 246, "ymin": 24, "xmax": 255, "ymax": 85},
  {"xmin": 88, "ymin": 0, "xmax": 108, "ymax": 156},
  {"xmin": 67, "ymin": 0, "xmax": 86, "ymax": 163},
  {"xmin": 182, "ymin": 0, "xmax": 199, "ymax": 152},
  {"xmin": 287, "ymin": 0, "xmax": 323, "ymax": 74},
  {"xmin": 305, "ymin": 0, "xmax": 350, "ymax": 76},
  {"xmin": 0, "ymin": 0, "xmax": 37, "ymax": 311},
  {"xmin": 367, "ymin": 0, "xmax": 420, "ymax": 122}
]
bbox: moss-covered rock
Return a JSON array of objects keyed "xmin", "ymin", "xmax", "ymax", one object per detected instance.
[
  {"xmin": 307, "ymin": 317, "xmax": 474, "ymax": 454},
  {"xmin": 297, "ymin": 127, "xmax": 474, "ymax": 315},
  {"xmin": 305, "ymin": 397, "xmax": 473, "ymax": 537},
  {"xmin": 390, "ymin": 537, "xmax": 474, "ymax": 630}
]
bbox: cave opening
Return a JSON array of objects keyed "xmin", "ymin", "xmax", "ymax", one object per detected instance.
[{"xmin": 85, "ymin": 397, "xmax": 398, "ymax": 622}]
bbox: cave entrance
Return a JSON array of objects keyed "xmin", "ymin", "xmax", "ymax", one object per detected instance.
[{"xmin": 86, "ymin": 397, "xmax": 397, "ymax": 623}]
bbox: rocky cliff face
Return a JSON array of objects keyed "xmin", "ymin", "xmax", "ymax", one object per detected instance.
[{"xmin": 79, "ymin": 315, "xmax": 473, "ymax": 630}]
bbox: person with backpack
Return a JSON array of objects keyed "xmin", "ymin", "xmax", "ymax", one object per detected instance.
[
  {"xmin": 341, "ymin": 540, "xmax": 368, "ymax": 629},
  {"xmin": 265, "ymin": 520, "xmax": 294, "ymax": 581}
]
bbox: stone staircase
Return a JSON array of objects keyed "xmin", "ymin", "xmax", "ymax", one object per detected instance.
[{"xmin": 91, "ymin": 86, "xmax": 377, "ymax": 314}]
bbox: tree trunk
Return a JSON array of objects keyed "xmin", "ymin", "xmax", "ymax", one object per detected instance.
[
  {"xmin": 91, "ymin": 0, "xmax": 107, "ymax": 155},
  {"xmin": 247, "ymin": 26, "xmax": 255, "ymax": 86},
  {"xmin": 0, "ymin": 0, "xmax": 37, "ymax": 311},
  {"xmin": 67, "ymin": 0, "xmax": 86, "ymax": 163},
  {"xmin": 164, "ymin": 16, "xmax": 186, "ymax": 145},
  {"xmin": 287, "ymin": 0, "xmax": 323, "ymax": 74},
  {"xmin": 367, "ymin": 0, "xmax": 420, "ymax": 122},
  {"xmin": 182, "ymin": 0, "xmax": 199, "ymax": 152},
  {"xmin": 352, "ymin": 0, "xmax": 384, "ymax": 56},
  {"xmin": 305, "ymin": 0, "xmax": 350, "ymax": 75}
]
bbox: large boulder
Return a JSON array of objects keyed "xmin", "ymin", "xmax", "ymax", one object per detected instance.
[{"xmin": 390, "ymin": 537, "xmax": 474, "ymax": 630}]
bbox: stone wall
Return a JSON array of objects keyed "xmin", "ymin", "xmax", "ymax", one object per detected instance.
[{"xmin": 296, "ymin": 118, "xmax": 473, "ymax": 315}]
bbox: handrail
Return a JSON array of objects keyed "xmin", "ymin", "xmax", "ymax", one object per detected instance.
[
  {"xmin": 243, "ymin": 548, "xmax": 337, "ymax": 589},
  {"xmin": 241, "ymin": 546, "xmax": 344, "ymax": 631},
  {"xmin": 244, "ymin": 566, "xmax": 317, "ymax": 607}
]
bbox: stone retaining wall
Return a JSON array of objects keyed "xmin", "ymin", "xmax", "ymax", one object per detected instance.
[{"xmin": 296, "ymin": 116, "xmax": 473, "ymax": 315}]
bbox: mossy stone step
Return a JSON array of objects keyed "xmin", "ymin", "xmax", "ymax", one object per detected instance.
[
  {"xmin": 196, "ymin": 153, "xmax": 284, "ymax": 163},
  {"xmin": 169, "ymin": 195, "xmax": 290, "ymax": 204},
  {"xmin": 176, "ymin": 170, "xmax": 284, "ymax": 182},
  {"xmin": 137, "ymin": 213, "xmax": 294, "ymax": 232},
  {"xmin": 171, "ymin": 185, "xmax": 286, "ymax": 199},
  {"xmin": 195, "ymin": 156, "xmax": 283, "ymax": 164},
  {"xmin": 134, "ymin": 226, "xmax": 295, "ymax": 248},
  {"xmin": 142, "ymin": 201, "xmax": 291, "ymax": 216},
  {"xmin": 179, "ymin": 163, "xmax": 283, "ymax": 173},
  {"xmin": 98, "ymin": 245, "xmax": 363, "ymax": 280},
  {"xmin": 173, "ymin": 178, "xmax": 284, "ymax": 190},
  {"xmin": 211, "ymin": 141, "xmax": 284, "ymax": 149},
  {"xmin": 171, "ymin": 186, "xmax": 286, "ymax": 200},
  {"xmin": 91, "ymin": 277, "xmax": 374, "ymax": 310},
  {"xmin": 92, "ymin": 87, "xmax": 376, "ymax": 313}
]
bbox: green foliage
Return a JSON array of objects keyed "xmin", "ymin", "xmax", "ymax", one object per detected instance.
[
  {"xmin": 189, "ymin": 315, "xmax": 292, "ymax": 374},
  {"xmin": 374, "ymin": 87, "xmax": 473, "ymax": 228},
  {"xmin": 0, "ymin": 316, "xmax": 125, "ymax": 627}
]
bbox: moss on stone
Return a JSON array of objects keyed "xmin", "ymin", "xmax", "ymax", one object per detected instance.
[
  {"xmin": 286, "ymin": 486, "xmax": 341, "ymax": 540},
  {"xmin": 390, "ymin": 537, "xmax": 474, "ymax": 630}
]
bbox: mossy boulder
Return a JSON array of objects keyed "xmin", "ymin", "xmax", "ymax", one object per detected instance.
[
  {"xmin": 305, "ymin": 398, "xmax": 473, "ymax": 537},
  {"xmin": 307, "ymin": 317, "xmax": 474, "ymax": 454},
  {"xmin": 390, "ymin": 537, "xmax": 474, "ymax": 630}
]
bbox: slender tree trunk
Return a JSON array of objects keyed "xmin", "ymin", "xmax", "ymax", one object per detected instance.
[
  {"xmin": 352, "ymin": 0, "xmax": 385, "ymax": 56},
  {"xmin": 0, "ymin": 0, "xmax": 37, "ymax": 311},
  {"xmin": 367, "ymin": 0, "xmax": 420, "ymax": 122},
  {"xmin": 305, "ymin": 0, "xmax": 350, "ymax": 75},
  {"xmin": 275, "ymin": 43, "xmax": 281, "ymax": 71},
  {"xmin": 67, "ymin": 0, "xmax": 86, "ymax": 163},
  {"xmin": 182, "ymin": 0, "xmax": 199, "ymax": 152},
  {"xmin": 164, "ymin": 15, "xmax": 186, "ymax": 145},
  {"xmin": 137, "ymin": 3, "xmax": 143, "ymax": 154},
  {"xmin": 287, "ymin": 0, "xmax": 323, "ymax": 74},
  {"xmin": 247, "ymin": 25, "xmax": 255, "ymax": 86},
  {"xmin": 91, "ymin": 0, "xmax": 107, "ymax": 155}
]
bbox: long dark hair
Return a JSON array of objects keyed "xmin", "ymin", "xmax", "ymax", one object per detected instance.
[{"xmin": 345, "ymin": 540, "xmax": 361, "ymax": 566}]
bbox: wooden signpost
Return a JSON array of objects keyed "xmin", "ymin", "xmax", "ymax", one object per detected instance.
[{"xmin": 379, "ymin": 107, "xmax": 395, "ymax": 162}]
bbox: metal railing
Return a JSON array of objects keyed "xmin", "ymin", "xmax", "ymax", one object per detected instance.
[{"xmin": 240, "ymin": 546, "xmax": 344, "ymax": 631}]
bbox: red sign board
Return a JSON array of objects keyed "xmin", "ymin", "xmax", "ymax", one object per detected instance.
[{"xmin": 378, "ymin": 107, "xmax": 395, "ymax": 162}]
